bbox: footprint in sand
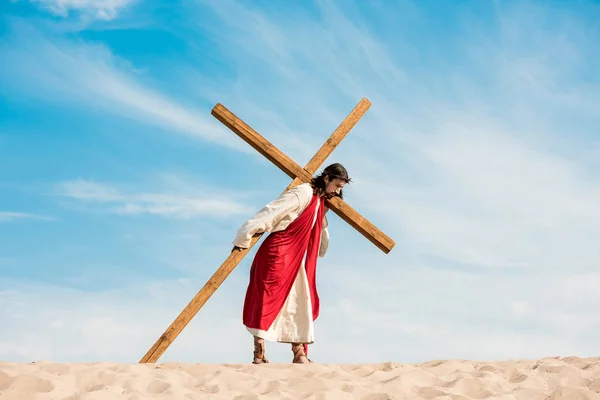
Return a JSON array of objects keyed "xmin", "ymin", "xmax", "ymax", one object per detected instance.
[
  {"xmin": 588, "ymin": 378, "xmax": 600, "ymax": 393},
  {"xmin": 560, "ymin": 357, "xmax": 587, "ymax": 368},
  {"xmin": 4, "ymin": 374, "xmax": 54, "ymax": 393},
  {"xmin": 546, "ymin": 387, "xmax": 598, "ymax": 400},
  {"xmin": 0, "ymin": 371, "xmax": 12, "ymax": 391},
  {"xmin": 147, "ymin": 380, "xmax": 172, "ymax": 394},
  {"xmin": 88, "ymin": 384, "xmax": 110, "ymax": 392},
  {"xmin": 341, "ymin": 383, "xmax": 355, "ymax": 393},
  {"xmin": 233, "ymin": 394, "xmax": 260, "ymax": 400},
  {"xmin": 537, "ymin": 365, "xmax": 564, "ymax": 374},
  {"xmin": 196, "ymin": 383, "xmax": 220, "ymax": 394},
  {"xmin": 418, "ymin": 386, "xmax": 449, "ymax": 398},
  {"xmin": 360, "ymin": 393, "xmax": 396, "ymax": 400},
  {"xmin": 444, "ymin": 377, "xmax": 494, "ymax": 399},
  {"xmin": 509, "ymin": 372, "xmax": 529, "ymax": 383},
  {"xmin": 260, "ymin": 379, "xmax": 282, "ymax": 394},
  {"xmin": 78, "ymin": 371, "xmax": 119, "ymax": 392}
]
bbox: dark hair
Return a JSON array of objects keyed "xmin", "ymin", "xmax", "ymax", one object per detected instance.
[{"xmin": 310, "ymin": 163, "xmax": 351, "ymax": 199}]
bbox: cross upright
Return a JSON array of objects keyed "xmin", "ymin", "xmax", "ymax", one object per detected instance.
[{"xmin": 139, "ymin": 97, "xmax": 395, "ymax": 363}]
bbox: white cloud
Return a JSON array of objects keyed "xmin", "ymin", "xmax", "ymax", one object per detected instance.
[
  {"xmin": 317, "ymin": 264, "xmax": 600, "ymax": 362},
  {"xmin": 0, "ymin": 21, "xmax": 248, "ymax": 154},
  {"xmin": 179, "ymin": 0, "xmax": 600, "ymax": 361},
  {"xmin": 54, "ymin": 178, "xmax": 253, "ymax": 219},
  {"xmin": 192, "ymin": 0, "xmax": 600, "ymax": 273},
  {"xmin": 55, "ymin": 180, "xmax": 121, "ymax": 202},
  {"xmin": 3, "ymin": 0, "xmax": 600, "ymax": 364},
  {"xmin": 2, "ymin": 266, "xmax": 598, "ymax": 364},
  {"xmin": 361, "ymin": 121, "xmax": 600, "ymax": 272},
  {"xmin": 28, "ymin": 0, "xmax": 137, "ymax": 20},
  {"xmin": 0, "ymin": 212, "xmax": 56, "ymax": 222},
  {"xmin": 0, "ymin": 278, "xmax": 251, "ymax": 363}
]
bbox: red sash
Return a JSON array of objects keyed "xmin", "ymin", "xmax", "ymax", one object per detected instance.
[{"xmin": 243, "ymin": 193, "xmax": 325, "ymax": 331}]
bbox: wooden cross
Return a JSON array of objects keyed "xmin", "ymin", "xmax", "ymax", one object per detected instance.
[{"xmin": 139, "ymin": 98, "xmax": 395, "ymax": 363}]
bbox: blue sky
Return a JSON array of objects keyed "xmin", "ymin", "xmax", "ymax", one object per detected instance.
[{"xmin": 1, "ymin": 0, "xmax": 600, "ymax": 364}]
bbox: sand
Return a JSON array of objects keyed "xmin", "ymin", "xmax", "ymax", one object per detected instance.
[{"xmin": 1, "ymin": 357, "xmax": 599, "ymax": 399}]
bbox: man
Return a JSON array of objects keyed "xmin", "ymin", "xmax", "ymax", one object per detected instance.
[{"xmin": 232, "ymin": 163, "xmax": 350, "ymax": 364}]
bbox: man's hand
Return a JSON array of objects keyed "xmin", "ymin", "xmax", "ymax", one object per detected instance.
[{"xmin": 231, "ymin": 245, "xmax": 243, "ymax": 253}]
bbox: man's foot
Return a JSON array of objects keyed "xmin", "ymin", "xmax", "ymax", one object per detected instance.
[
  {"xmin": 291, "ymin": 343, "xmax": 312, "ymax": 364},
  {"xmin": 253, "ymin": 336, "xmax": 269, "ymax": 364}
]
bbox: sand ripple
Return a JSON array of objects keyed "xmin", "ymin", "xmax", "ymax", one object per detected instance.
[{"xmin": 0, "ymin": 356, "xmax": 599, "ymax": 399}]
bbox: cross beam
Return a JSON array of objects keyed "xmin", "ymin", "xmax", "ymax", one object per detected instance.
[
  {"xmin": 212, "ymin": 103, "xmax": 394, "ymax": 254},
  {"xmin": 139, "ymin": 98, "xmax": 394, "ymax": 363}
]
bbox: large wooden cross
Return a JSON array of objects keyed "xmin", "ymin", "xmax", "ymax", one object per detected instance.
[{"xmin": 139, "ymin": 98, "xmax": 395, "ymax": 363}]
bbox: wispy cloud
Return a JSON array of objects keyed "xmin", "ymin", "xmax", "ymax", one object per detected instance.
[
  {"xmin": 0, "ymin": 21, "xmax": 247, "ymax": 153},
  {"xmin": 0, "ymin": 212, "xmax": 56, "ymax": 222},
  {"xmin": 191, "ymin": 0, "xmax": 600, "ymax": 272},
  {"xmin": 0, "ymin": 277, "xmax": 251, "ymax": 363},
  {"xmin": 317, "ymin": 264, "xmax": 600, "ymax": 362},
  {"xmin": 2, "ymin": 266, "xmax": 598, "ymax": 364},
  {"xmin": 28, "ymin": 0, "xmax": 137, "ymax": 21},
  {"xmin": 357, "ymin": 121, "xmax": 600, "ymax": 272},
  {"xmin": 54, "ymin": 177, "xmax": 253, "ymax": 219},
  {"xmin": 178, "ymin": 0, "xmax": 600, "ymax": 360},
  {"xmin": 3, "ymin": 0, "xmax": 600, "ymax": 364}
]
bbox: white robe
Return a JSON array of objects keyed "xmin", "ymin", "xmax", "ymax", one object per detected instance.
[{"xmin": 233, "ymin": 183, "xmax": 329, "ymax": 343}]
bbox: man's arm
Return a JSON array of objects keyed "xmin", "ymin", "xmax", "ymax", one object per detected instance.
[
  {"xmin": 232, "ymin": 188, "xmax": 301, "ymax": 249},
  {"xmin": 318, "ymin": 213, "xmax": 329, "ymax": 257}
]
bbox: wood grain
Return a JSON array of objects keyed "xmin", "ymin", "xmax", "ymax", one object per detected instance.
[
  {"xmin": 211, "ymin": 103, "xmax": 308, "ymax": 181},
  {"xmin": 139, "ymin": 243, "xmax": 255, "ymax": 363},
  {"xmin": 303, "ymin": 97, "xmax": 371, "ymax": 173},
  {"xmin": 211, "ymin": 101, "xmax": 394, "ymax": 253},
  {"xmin": 325, "ymin": 196, "xmax": 395, "ymax": 254},
  {"xmin": 139, "ymin": 98, "xmax": 374, "ymax": 363}
]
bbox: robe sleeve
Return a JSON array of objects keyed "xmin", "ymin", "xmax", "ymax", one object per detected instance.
[
  {"xmin": 318, "ymin": 214, "xmax": 329, "ymax": 257},
  {"xmin": 233, "ymin": 189, "xmax": 301, "ymax": 249}
]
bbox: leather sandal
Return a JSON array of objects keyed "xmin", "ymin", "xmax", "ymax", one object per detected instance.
[
  {"xmin": 253, "ymin": 337, "xmax": 269, "ymax": 364},
  {"xmin": 292, "ymin": 343, "xmax": 312, "ymax": 364}
]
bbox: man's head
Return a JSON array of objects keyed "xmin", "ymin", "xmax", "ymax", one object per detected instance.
[{"xmin": 311, "ymin": 163, "xmax": 351, "ymax": 199}]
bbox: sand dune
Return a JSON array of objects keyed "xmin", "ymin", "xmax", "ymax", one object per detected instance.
[{"xmin": 1, "ymin": 356, "xmax": 599, "ymax": 399}]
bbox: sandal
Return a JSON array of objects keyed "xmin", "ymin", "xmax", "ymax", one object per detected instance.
[
  {"xmin": 292, "ymin": 343, "xmax": 312, "ymax": 364},
  {"xmin": 253, "ymin": 337, "xmax": 269, "ymax": 364}
]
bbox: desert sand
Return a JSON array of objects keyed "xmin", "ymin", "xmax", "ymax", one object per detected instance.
[{"xmin": 1, "ymin": 357, "xmax": 600, "ymax": 399}]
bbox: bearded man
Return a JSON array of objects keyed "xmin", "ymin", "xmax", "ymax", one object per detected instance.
[{"xmin": 232, "ymin": 163, "xmax": 350, "ymax": 364}]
